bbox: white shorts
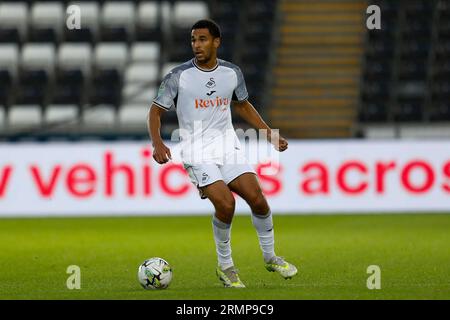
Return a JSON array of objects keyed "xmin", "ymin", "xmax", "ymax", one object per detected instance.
[{"xmin": 183, "ymin": 151, "xmax": 255, "ymax": 199}]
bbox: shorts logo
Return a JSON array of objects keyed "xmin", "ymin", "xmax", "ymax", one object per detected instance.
[
  {"xmin": 205, "ymin": 78, "xmax": 216, "ymax": 89},
  {"xmin": 202, "ymin": 173, "xmax": 209, "ymax": 183}
]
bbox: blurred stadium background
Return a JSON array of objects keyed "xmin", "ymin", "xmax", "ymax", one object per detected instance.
[
  {"xmin": 0, "ymin": 0, "xmax": 449, "ymax": 299},
  {"xmin": 0, "ymin": 0, "xmax": 449, "ymax": 141}
]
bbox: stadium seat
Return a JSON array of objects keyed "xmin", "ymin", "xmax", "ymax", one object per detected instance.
[
  {"xmin": 8, "ymin": 105, "xmax": 42, "ymax": 128},
  {"xmin": 58, "ymin": 43, "xmax": 93, "ymax": 77},
  {"xmin": 170, "ymin": 1, "xmax": 209, "ymax": 60},
  {"xmin": 82, "ymin": 104, "xmax": 116, "ymax": 128},
  {"xmin": 91, "ymin": 69, "xmax": 122, "ymax": 106},
  {"xmin": 136, "ymin": 2, "xmax": 164, "ymax": 41},
  {"xmin": 65, "ymin": 2, "xmax": 100, "ymax": 43},
  {"xmin": 101, "ymin": 2, "xmax": 136, "ymax": 42},
  {"xmin": 125, "ymin": 63, "xmax": 159, "ymax": 84},
  {"xmin": 130, "ymin": 43, "xmax": 160, "ymax": 63},
  {"xmin": 0, "ymin": 45, "xmax": 19, "ymax": 87},
  {"xmin": 397, "ymin": 81, "xmax": 426, "ymax": 99},
  {"xmin": 431, "ymin": 81, "xmax": 450, "ymax": 104},
  {"xmin": 44, "ymin": 104, "xmax": 79, "ymax": 124},
  {"xmin": 173, "ymin": 2, "xmax": 209, "ymax": 28},
  {"xmin": 438, "ymin": 21, "xmax": 450, "ymax": 40},
  {"xmin": 241, "ymin": 45, "xmax": 269, "ymax": 65},
  {"xmin": 430, "ymin": 102, "xmax": 450, "ymax": 121},
  {"xmin": 19, "ymin": 44, "xmax": 56, "ymax": 105},
  {"xmin": 94, "ymin": 43, "xmax": 129, "ymax": 72},
  {"xmin": 22, "ymin": 44, "xmax": 56, "ymax": 76},
  {"xmin": 400, "ymin": 124, "xmax": 450, "ymax": 138},
  {"xmin": 122, "ymin": 84, "xmax": 156, "ymax": 105},
  {"xmin": 394, "ymin": 99, "xmax": 424, "ymax": 122},
  {"xmin": 212, "ymin": 2, "xmax": 238, "ymax": 60},
  {"xmin": 0, "ymin": 106, "xmax": 5, "ymax": 128},
  {"xmin": 212, "ymin": 0, "xmax": 239, "ymax": 20},
  {"xmin": 137, "ymin": 2, "xmax": 159, "ymax": 29},
  {"xmin": 30, "ymin": 2, "xmax": 64, "ymax": 43},
  {"xmin": 362, "ymin": 125, "xmax": 396, "ymax": 139},
  {"xmin": 359, "ymin": 101, "xmax": 388, "ymax": 123},
  {"xmin": 246, "ymin": 0, "xmax": 275, "ymax": 21},
  {"xmin": 0, "ymin": 86, "xmax": 9, "ymax": 107},
  {"xmin": 397, "ymin": 61, "xmax": 426, "ymax": 81},
  {"xmin": 53, "ymin": 82, "xmax": 82, "ymax": 99},
  {"xmin": 118, "ymin": 104, "xmax": 149, "ymax": 128},
  {"xmin": 400, "ymin": 42, "xmax": 429, "ymax": 60},
  {"xmin": 169, "ymin": 44, "xmax": 194, "ymax": 62},
  {"xmin": 362, "ymin": 82, "xmax": 390, "ymax": 101},
  {"xmin": 244, "ymin": 23, "xmax": 271, "ymax": 44},
  {"xmin": 0, "ymin": 44, "xmax": 19, "ymax": 72},
  {"xmin": 54, "ymin": 44, "xmax": 92, "ymax": 105},
  {"xmin": 363, "ymin": 59, "xmax": 392, "ymax": 80},
  {"xmin": 0, "ymin": 2, "xmax": 28, "ymax": 43},
  {"xmin": 402, "ymin": 19, "xmax": 431, "ymax": 39},
  {"xmin": 90, "ymin": 43, "xmax": 128, "ymax": 106}
]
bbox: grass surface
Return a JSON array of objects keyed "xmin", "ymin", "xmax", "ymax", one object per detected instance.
[{"xmin": 0, "ymin": 214, "xmax": 449, "ymax": 299}]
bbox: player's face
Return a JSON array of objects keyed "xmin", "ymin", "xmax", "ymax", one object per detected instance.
[{"xmin": 191, "ymin": 28, "xmax": 220, "ymax": 63}]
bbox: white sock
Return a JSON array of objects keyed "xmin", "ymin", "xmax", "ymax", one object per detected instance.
[
  {"xmin": 212, "ymin": 215, "xmax": 234, "ymax": 270},
  {"xmin": 252, "ymin": 211, "xmax": 276, "ymax": 263}
]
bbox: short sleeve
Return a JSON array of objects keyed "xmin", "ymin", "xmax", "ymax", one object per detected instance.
[
  {"xmin": 153, "ymin": 71, "xmax": 179, "ymax": 110},
  {"xmin": 232, "ymin": 67, "xmax": 249, "ymax": 102}
]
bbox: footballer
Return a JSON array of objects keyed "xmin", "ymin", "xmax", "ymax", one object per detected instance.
[{"xmin": 148, "ymin": 19, "xmax": 297, "ymax": 288}]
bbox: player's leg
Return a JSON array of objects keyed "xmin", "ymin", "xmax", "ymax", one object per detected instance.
[
  {"xmin": 185, "ymin": 164, "xmax": 236, "ymax": 268},
  {"xmin": 200, "ymin": 180, "xmax": 235, "ymax": 224},
  {"xmin": 227, "ymin": 172, "xmax": 298, "ymax": 279},
  {"xmin": 201, "ymin": 181, "xmax": 235, "ymax": 272},
  {"xmin": 200, "ymin": 180, "xmax": 245, "ymax": 287},
  {"xmin": 185, "ymin": 163, "xmax": 245, "ymax": 287},
  {"xmin": 227, "ymin": 172, "xmax": 274, "ymax": 260}
]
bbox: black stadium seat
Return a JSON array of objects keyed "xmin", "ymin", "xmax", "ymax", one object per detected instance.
[
  {"xmin": 0, "ymin": 28, "xmax": 21, "ymax": 43},
  {"xmin": 17, "ymin": 64, "xmax": 50, "ymax": 106},
  {"xmin": 0, "ymin": 73, "xmax": 10, "ymax": 105},
  {"xmin": 90, "ymin": 69, "xmax": 122, "ymax": 107},
  {"xmin": 359, "ymin": 101, "xmax": 388, "ymax": 123},
  {"xmin": 52, "ymin": 69, "xmax": 84, "ymax": 105}
]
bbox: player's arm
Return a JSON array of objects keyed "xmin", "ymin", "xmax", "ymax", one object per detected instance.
[
  {"xmin": 232, "ymin": 99, "xmax": 288, "ymax": 152},
  {"xmin": 147, "ymin": 104, "xmax": 172, "ymax": 164}
]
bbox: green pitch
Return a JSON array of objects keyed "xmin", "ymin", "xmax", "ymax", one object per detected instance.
[{"xmin": 0, "ymin": 214, "xmax": 449, "ymax": 300}]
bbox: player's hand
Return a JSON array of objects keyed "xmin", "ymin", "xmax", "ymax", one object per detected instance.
[
  {"xmin": 270, "ymin": 132, "xmax": 288, "ymax": 152},
  {"xmin": 152, "ymin": 142, "xmax": 172, "ymax": 164},
  {"xmin": 277, "ymin": 136, "xmax": 288, "ymax": 152}
]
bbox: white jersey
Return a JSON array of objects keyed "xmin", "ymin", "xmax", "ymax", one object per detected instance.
[{"xmin": 153, "ymin": 58, "xmax": 249, "ymax": 164}]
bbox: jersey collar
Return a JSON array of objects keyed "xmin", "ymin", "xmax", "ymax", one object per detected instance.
[{"xmin": 192, "ymin": 58, "xmax": 219, "ymax": 72}]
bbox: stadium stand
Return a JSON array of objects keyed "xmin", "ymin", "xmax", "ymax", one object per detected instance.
[
  {"xmin": 0, "ymin": 0, "xmax": 448, "ymax": 140},
  {"xmin": 0, "ymin": 0, "xmax": 277, "ymax": 141},
  {"xmin": 359, "ymin": 0, "xmax": 450, "ymax": 138}
]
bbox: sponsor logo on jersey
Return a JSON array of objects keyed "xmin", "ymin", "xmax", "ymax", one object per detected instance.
[
  {"xmin": 195, "ymin": 97, "xmax": 230, "ymax": 109},
  {"xmin": 205, "ymin": 78, "xmax": 216, "ymax": 89}
]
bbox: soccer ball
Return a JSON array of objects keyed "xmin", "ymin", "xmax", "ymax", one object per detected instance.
[{"xmin": 137, "ymin": 257, "xmax": 173, "ymax": 290}]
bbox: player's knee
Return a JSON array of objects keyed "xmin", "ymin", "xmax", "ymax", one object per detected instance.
[
  {"xmin": 250, "ymin": 194, "xmax": 270, "ymax": 215},
  {"xmin": 216, "ymin": 197, "xmax": 235, "ymax": 216}
]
